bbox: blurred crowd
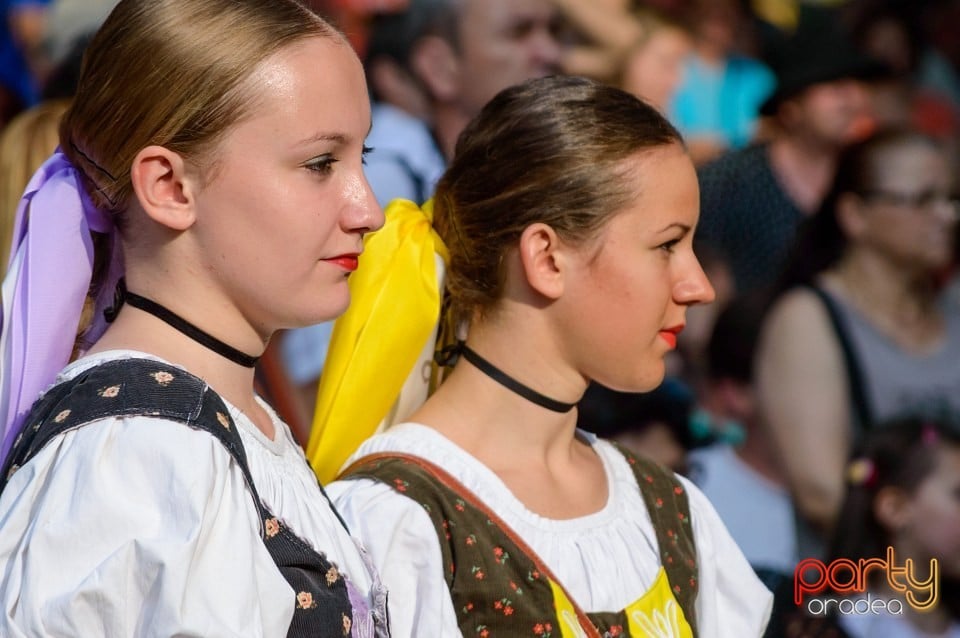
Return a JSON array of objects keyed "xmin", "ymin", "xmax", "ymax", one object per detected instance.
[{"xmin": 1, "ymin": 0, "xmax": 959, "ymax": 635}]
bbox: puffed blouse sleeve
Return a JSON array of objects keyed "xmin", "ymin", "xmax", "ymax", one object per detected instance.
[
  {"xmin": 0, "ymin": 416, "xmax": 295, "ymax": 637},
  {"xmin": 327, "ymin": 478, "xmax": 462, "ymax": 637},
  {"xmin": 682, "ymin": 475, "xmax": 773, "ymax": 637}
]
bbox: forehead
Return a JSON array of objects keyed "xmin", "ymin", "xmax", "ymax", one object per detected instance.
[
  {"xmin": 461, "ymin": 0, "xmax": 556, "ymax": 29},
  {"xmin": 872, "ymin": 141, "xmax": 949, "ymax": 188},
  {"xmin": 601, "ymin": 145, "xmax": 698, "ymax": 230},
  {"xmin": 233, "ymin": 36, "xmax": 369, "ymax": 144}
]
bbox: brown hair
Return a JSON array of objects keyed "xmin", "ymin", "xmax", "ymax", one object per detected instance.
[
  {"xmin": 433, "ymin": 74, "xmax": 683, "ymax": 326},
  {"xmin": 0, "ymin": 99, "xmax": 70, "ymax": 268},
  {"xmin": 60, "ymin": 0, "xmax": 339, "ymax": 217}
]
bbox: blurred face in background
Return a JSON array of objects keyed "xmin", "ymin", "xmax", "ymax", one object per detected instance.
[
  {"xmin": 453, "ymin": 0, "xmax": 563, "ymax": 119},
  {"xmin": 895, "ymin": 445, "xmax": 960, "ymax": 578},
  {"xmin": 621, "ymin": 26, "xmax": 692, "ymax": 113},
  {"xmin": 852, "ymin": 139, "xmax": 957, "ymax": 273},
  {"xmin": 782, "ymin": 78, "xmax": 875, "ymax": 149}
]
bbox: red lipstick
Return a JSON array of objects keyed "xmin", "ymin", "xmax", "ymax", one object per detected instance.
[
  {"xmin": 659, "ymin": 325, "xmax": 684, "ymax": 349},
  {"xmin": 326, "ymin": 254, "xmax": 359, "ymax": 272}
]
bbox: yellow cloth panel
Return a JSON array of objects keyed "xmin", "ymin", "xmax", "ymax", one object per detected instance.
[
  {"xmin": 550, "ymin": 567, "xmax": 693, "ymax": 638},
  {"xmin": 307, "ymin": 199, "xmax": 449, "ymax": 483}
]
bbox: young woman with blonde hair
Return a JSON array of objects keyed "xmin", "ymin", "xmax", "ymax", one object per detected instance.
[{"xmin": 0, "ymin": 1, "xmax": 388, "ymax": 635}]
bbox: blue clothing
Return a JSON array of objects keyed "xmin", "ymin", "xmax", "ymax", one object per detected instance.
[
  {"xmin": 363, "ymin": 103, "xmax": 446, "ymax": 208},
  {"xmin": 671, "ymin": 54, "xmax": 774, "ymax": 150},
  {"xmin": 0, "ymin": 0, "xmax": 50, "ymax": 106},
  {"xmin": 281, "ymin": 321, "xmax": 334, "ymax": 386}
]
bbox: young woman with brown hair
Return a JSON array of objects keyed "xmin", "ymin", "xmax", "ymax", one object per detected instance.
[{"xmin": 327, "ymin": 75, "xmax": 772, "ymax": 637}]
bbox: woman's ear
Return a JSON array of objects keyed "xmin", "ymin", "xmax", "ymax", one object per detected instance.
[
  {"xmin": 517, "ymin": 223, "xmax": 565, "ymax": 300},
  {"xmin": 874, "ymin": 485, "xmax": 912, "ymax": 532},
  {"xmin": 410, "ymin": 35, "xmax": 460, "ymax": 102},
  {"xmin": 836, "ymin": 192, "xmax": 868, "ymax": 240},
  {"xmin": 129, "ymin": 145, "xmax": 197, "ymax": 231}
]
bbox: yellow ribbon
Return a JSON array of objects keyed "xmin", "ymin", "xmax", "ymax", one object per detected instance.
[{"xmin": 306, "ymin": 198, "xmax": 449, "ymax": 483}]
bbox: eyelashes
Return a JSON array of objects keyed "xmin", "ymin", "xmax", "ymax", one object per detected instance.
[
  {"xmin": 305, "ymin": 146, "xmax": 374, "ymax": 175},
  {"xmin": 658, "ymin": 239, "xmax": 680, "ymax": 253}
]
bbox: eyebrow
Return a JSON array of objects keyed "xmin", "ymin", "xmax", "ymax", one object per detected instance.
[
  {"xmin": 657, "ymin": 222, "xmax": 692, "ymax": 234},
  {"xmin": 295, "ymin": 132, "xmax": 347, "ymax": 147},
  {"xmin": 295, "ymin": 122, "xmax": 374, "ymax": 148}
]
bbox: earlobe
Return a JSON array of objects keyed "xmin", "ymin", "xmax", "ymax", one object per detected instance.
[
  {"xmin": 518, "ymin": 223, "xmax": 565, "ymax": 300},
  {"xmin": 130, "ymin": 145, "xmax": 197, "ymax": 231}
]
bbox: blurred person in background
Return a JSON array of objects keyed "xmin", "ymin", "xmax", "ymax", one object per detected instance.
[
  {"xmin": 0, "ymin": 0, "xmax": 50, "ymax": 126},
  {"xmin": 618, "ymin": 7, "xmax": 693, "ymax": 115},
  {"xmin": 687, "ymin": 292, "xmax": 798, "ymax": 596},
  {"xmin": 755, "ymin": 129, "xmax": 960, "ymax": 555},
  {"xmin": 697, "ymin": 5, "xmax": 886, "ymax": 294},
  {"xmin": 767, "ymin": 417, "xmax": 960, "ymax": 638},
  {"xmin": 670, "ymin": 0, "xmax": 775, "ymax": 165}
]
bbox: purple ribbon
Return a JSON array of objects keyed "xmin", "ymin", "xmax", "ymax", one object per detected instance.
[{"xmin": 0, "ymin": 150, "xmax": 121, "ymax": 463}]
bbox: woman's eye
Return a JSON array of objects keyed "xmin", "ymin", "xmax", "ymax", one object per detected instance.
[
  {"xmin": 305, "ymin": 155, "xmax": 337, "ymax": 175},
  {"xmin": 659, "ymin": 239, "xmax": 680, "ymax": 253}
]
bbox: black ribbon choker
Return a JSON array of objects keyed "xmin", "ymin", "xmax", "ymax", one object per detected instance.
[
  {"xmin": 104, "ymin": 278, "xmax": 261, "ymax": 368},
  {"xmin": 457, "ymin": 343, "xmax": 577, "ymax": 413}
]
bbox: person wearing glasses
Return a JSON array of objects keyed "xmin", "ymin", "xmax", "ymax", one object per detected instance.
[{"xmin": 754, "ymin": 128, "xmax": 960, "ymax": 554}]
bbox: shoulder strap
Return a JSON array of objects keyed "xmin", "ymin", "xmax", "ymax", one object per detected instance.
[
  {"xmin": 1, "ymin": 358, "xmax": 266, "ymax": 520},
  {"xmin": 1, "ymin": 358, "xmax": 373, "ymax": 638},
  {"xmin": 805, "ymin": 285, "xmax": 874, "ymax": 430},
  {"xmin": 610, "ymin": 441, "xmax": 700, "ymax": 636},
  {"xmin": 343, "ymin": 452, "xmax": 605, "ymax": 638}
]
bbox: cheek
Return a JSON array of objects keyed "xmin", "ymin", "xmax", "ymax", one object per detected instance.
[{"xmin": 911, "ymin": 495, "xmax": 960, "ymax": 557}]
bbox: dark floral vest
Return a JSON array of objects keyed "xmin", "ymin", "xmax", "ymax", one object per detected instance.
[
  {"xmin": 0, "ymin": 358, "xmax": 387, "ymax": 638},
  {"xmin": 342, "ymin": 443, "xmax": 699, "ymax": 637}
]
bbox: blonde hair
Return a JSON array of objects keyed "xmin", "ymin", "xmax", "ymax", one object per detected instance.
[
  {"xmin": 60, "ymin": 0, "xmax": 339, "ymax": 216},
  {"xmin": 0, "ymin": 99, "xmax": 71, "ymax": 268}
]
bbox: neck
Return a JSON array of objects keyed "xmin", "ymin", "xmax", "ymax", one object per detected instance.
[
  {"xmin": 830, "ymin": 250, "xmax": 937, "ymax": 318},
  {"xmin": 413, "ymin": 329, "xmax": 586, "ymax": 464},
  {"xmin": 737, "ymin": 417, "xmax": 788, "ymax": 486},
  {"xmin": 695, "ymin": 39, "xmax": 726, "ymax": 65},
  {"xmin": 87, "ymin": 289, "xmax": 273, "ymax": 438},
  {"xmin": 825, "ymin": 253, "xmax": 942, "ymax": 350},
  {"xmin": 768, "ymin": 136, "xmax": 838, "ymax": 214},
  {"xmin": 433, "ymin": 105, "xmax": 471, "ymax": 161}
]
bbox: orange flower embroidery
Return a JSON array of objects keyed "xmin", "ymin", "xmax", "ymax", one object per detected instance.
[
  {"xmin": 151, "ymin": 371, "xmax": 174, "ymax": 386},
  {"xmin": 53, "ymin": 409, "xmax": 71, "ymax": 423},
  {"xmin": 326, "ymin": 566, "xmax": 340, "ymax": 586},
  {"xmin": 264, "ymin": 517, "xmax": 280, "ymax": 538},
  {"xmin": 296, "ymin": 591, "xmax": 315, "ymax": 609},
  {"xmin": 98, "ymin": 385, "xmax": 120, "ymax": 398},
  {"xmin": 216, "ymin": 412, "xmax": 231, "ymax": 430}
]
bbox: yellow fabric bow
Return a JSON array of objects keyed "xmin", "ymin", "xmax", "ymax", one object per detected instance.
[{"xmin": 307, "ymin": 198, "xmax": 449, "ymax": 483}]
